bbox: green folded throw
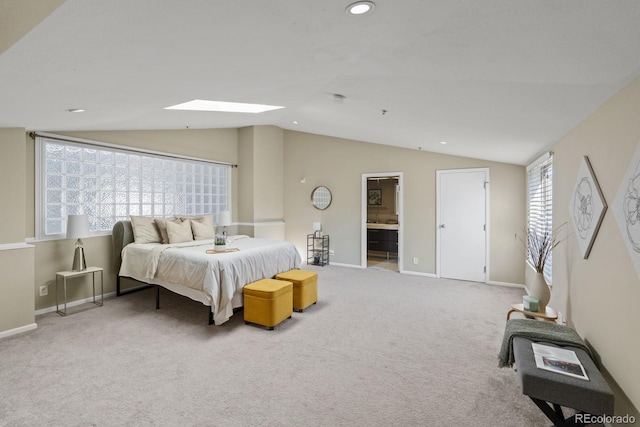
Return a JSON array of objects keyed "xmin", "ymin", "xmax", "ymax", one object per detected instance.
[{"xmin": 498, "ymin": 318, "xmax": 592, "ymax": 368}]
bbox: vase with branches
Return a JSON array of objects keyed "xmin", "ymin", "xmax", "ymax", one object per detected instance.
[
  {"xmin": 523, "ymin": 226, "xmax": 564, "ymax": 274},
  {"xmin": 519, "ymin": 223, "xmax": 566, "ymax": 311}
]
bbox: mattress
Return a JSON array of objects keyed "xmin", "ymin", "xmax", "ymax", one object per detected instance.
[{"xmin": 119, "ymin": 235, "xmax": 301, "ymax": 324}]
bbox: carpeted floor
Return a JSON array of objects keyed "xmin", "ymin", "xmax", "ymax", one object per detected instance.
[{"xmin": 0, "ymin": 265, "xmax": 552, "ymax": 426}]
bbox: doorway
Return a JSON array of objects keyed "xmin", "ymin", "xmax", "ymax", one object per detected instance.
[
  {"xmin": 361, "ymin": 172, "xmax": 403, "ymax": 272},
  {"xmin": 436, "ymin": 168, "xmax": 489, "ymax": 282}
]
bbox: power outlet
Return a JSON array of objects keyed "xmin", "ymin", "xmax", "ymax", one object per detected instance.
[
  {"xmin": 412, "ymin": 257, "xmax": 419, "ymax": 265},
  {"xmin": 39, "ymin": 285, "xmax": 48, "ymax": 297},
  {"xmin": 558, "ymin": 311, "xmax": 566, "ymax": 325},
  {"xmin": 329, "ymin": 249, "xmax": 335, "ymax": 256}
]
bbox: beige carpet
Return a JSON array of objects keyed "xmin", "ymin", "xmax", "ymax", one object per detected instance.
[{"xmin": 0, "ymin": 265, "xmax": 552, "ymax": 426}]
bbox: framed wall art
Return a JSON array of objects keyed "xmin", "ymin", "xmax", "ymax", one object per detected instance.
[
  {"xmin": 613, "ymin": 144, "xmax": 640, "ymax": 277},
  {"xmin": 570, "ymin": 156, "xmax": 607, "ymax": 259},
  {"xmin": 368, "ymin": 189, "xmax": 382, "ymax": 205}
]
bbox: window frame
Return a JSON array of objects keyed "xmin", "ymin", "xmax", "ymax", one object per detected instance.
[
  {"xmin": 526, "ymin": 152, "xmax": 554, "ymax": 284},
  {"xmin": 35, "ymin": 133, "xmax": 232, "ymax": 241}
]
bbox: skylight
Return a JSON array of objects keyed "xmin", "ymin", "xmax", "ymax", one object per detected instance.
[{"xmin": 164, "ymin": 99, "xmax": 285, "ymax": 113}]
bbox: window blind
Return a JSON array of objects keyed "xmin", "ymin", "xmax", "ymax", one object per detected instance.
[{"xmin": 526, "ymin": 152, "xmax": 554, "ymax": 283}]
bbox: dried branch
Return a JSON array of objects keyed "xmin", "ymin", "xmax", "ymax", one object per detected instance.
[{"xmin": 518, "ymin": 223, "xmax": 567, "ymax": 274}]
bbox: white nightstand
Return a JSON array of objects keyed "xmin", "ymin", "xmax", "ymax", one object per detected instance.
[{"xmin": 55, "ymin": 266, "xmax": 104, "ymax": 316}]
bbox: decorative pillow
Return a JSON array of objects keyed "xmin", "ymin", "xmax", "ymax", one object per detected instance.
[
  {"xmin": 166, "ymin": 219, "xmax": 193, "ymax": 244},
  {"xmin": 130, "ymin": 216, "xmax": 162, "ymax": 244},
  {"xmin": 155, "ymin": 217, "xmax": 181, "ymax": 244},
  {"xmin": 177, "ymin": 213, "xmax": 214, "ymax": 229},
  {"xmin": 191, "ymin": 219, "xmax": 215, "ymax": 240}
]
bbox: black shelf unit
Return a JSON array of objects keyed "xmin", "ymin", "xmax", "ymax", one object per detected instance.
[{"xmin": 307, "ymin": 234, "xmax": 330, "ymax": 266}]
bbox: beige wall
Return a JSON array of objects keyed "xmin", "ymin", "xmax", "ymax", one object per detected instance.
[
  {"xmin": 253, "ymin": 125, "xmax": 284, "ymax": 222},
  {"xmin": 238, "ymin": 127, "xmax": 255, "ymax": 225},
  {"xmin": 1, "ymin": 128, "xmax": 28, "ymax": 243},
  {"xmin": 283, "ymin": 130, "xmax": 526, "ymax": 283},
  {"xmin": 551, "ymin": 74, "xmax": 640, "ymax": 415},
  {"xmin": 0, "ymin": 128, "xmax": 35, "ymax": 335},
  {"xmin": 237, "ymin": 125, "xmax": 285, "ymax": 239},
  {"xmin": 0, "ymin": 0, "xmax": 65, "ymax": 56},
  {"xmin": 0, "ymin": 246, "xmax": 35, "ymax": 334}
]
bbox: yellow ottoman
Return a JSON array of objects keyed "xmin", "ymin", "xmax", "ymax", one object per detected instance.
[
  {"xmin": 243, "ymin": 279, "xmax": 293, "ymax": 330},
  {"xmin": 275, "ymin": 269, "xmax": 318, "ymax": 312}
]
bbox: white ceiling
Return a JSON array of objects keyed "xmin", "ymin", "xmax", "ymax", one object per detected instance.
[{"xmin": 2, "ymin": 0, "xmax": 640, "ymax": 165}]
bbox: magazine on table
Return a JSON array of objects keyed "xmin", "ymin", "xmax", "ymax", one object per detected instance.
[{"xmin": 531, "ymin": 343, "xmax": 589, "ymax": 380}]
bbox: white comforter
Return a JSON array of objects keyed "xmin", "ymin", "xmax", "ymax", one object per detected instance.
[{"xmin": 119, "ymin": 236, "xmax": 301, "ymax": 324}]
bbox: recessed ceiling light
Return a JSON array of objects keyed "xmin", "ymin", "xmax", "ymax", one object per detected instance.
[
  {"xmin": 440, "ymin": 141, "xmax": 448, "ymax": 145},
  {"xmin": 346, "ymin": 1, "xmax": 375, "ymax": 15},
  {"xmin": 164, "ymin": 99, "xmax": 285, "ymax": 114},
  {"xmin": 67, "ymin": 108, "xmax": 85, "ymax": 113}
]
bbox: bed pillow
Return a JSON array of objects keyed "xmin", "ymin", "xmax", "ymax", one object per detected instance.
[
  {"xmin": 155, "ymin": 217, "xmax": 181, "ymax": 244},
  {"xmin": 166, "ymin": 219, "xmax": 194, "ymax": 244},
  {"xmin": 130, "ymin": 216, "xmax": 162, "ymax": 244},
  {"xmin": 191, "ymin": 219, "xmax": 215, "ymax": 240}
]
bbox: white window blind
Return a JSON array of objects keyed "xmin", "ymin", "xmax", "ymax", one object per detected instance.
[
  {"xmin": 35, "ymin": 135, "xmax": 231, "ymax": 239},
  {"xmin": 526, "ymin": 152, "xmax": 554, "ymax": 283}
]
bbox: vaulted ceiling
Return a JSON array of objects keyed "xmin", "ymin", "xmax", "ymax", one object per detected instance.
[{"xmin": 2, "ymin": 0, "xmax": 640, "ymax": 165}]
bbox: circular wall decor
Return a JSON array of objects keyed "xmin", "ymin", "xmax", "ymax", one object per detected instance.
[{"xmin": 311, "ymin": 186, "xmax": 332, "ymax": 210}]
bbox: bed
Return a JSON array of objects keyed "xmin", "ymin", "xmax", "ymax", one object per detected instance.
[{"xmin": 112, "ymin": 220, "xmax": 301, "ymax": 325}]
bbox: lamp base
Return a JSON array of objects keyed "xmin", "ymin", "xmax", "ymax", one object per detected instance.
[{"xmin": 72, "ymin": 246, "xmax": 87, "ymax": 272}]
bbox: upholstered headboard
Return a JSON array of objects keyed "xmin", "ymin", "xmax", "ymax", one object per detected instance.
[{"xmin": 112, "ymin": 220, "xmax": 134, "ymax": 272}]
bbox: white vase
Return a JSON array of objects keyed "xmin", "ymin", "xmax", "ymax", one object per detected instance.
[
  {"xmin": 526, "ymin": 264, "xmax": 550, "ymax": 312},
  {"xmin": 214, "ymin": 244, "xmax": 227, "ymax": 252}
]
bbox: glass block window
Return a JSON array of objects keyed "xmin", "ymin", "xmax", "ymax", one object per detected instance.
[{"xmin": 36, "ymin": 136, "xmax": 231, "ymax": 239}]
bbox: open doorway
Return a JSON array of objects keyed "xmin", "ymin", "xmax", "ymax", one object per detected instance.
[{"xmin": 361, "ymin": 172, "xmax": 403, "ymax": 272}]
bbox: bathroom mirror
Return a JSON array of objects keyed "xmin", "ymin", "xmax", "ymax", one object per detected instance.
[{"xmin": 311, "ymin": 186, "xmax": 332, "ymax": 210}]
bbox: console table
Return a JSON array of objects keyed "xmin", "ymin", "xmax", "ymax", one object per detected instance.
[{"xmin": 55, "ymin": 266, "xmax": 104, "ymax": 316}]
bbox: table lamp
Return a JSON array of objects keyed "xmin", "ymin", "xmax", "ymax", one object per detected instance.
[
  {"xmin": 67, "ymin": 214, "xmax": 90, "ymax": 271},
  {"xmin": 217, "ymin": 210, "xmax": 231, "ymax": 238}
]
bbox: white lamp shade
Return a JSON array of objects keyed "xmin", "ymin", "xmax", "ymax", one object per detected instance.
[
  {"xmin": 217, "ymin": 211, "xmax": 231, "ymax": 227},
  {"xmin": 66, "ymin": 214, "xmax": 90, "ymax": 239},
  {"xmin": 313, "ymin": 222, "xmax": 322, "ymax": 231}
]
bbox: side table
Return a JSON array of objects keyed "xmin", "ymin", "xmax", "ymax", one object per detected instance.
[
  {"xmin": 56, "ymin": 266, "xmax": 104, "ymax": 316},
  {"xmin": 507, "ymin": 303, "xmax": 557, "ymax": 323}
]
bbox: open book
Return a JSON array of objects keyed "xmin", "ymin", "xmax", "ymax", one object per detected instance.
[{"xmin": 531, "ymin": 343, "xmax": 589, "ymax": 380}]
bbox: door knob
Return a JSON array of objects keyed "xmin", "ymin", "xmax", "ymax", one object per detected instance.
[{"xmin": 439, "ymin": 224, "xmax": 446, "ymax": 228}]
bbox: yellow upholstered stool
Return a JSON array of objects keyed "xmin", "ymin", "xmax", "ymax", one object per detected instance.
[
  {"xmin": 243, "ymin": 279, "xmax": 293, "ymax": 330},
  {"xmin": 275, "ymin": 269, "xmax": 318, "ymax": 312}
]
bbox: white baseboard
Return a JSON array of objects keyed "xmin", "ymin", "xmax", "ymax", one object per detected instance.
[
  {"xmin": 0, "ymin": 323, "xmax": 37, "ymax": 340},
  {"xmin": 399, "ymin": 269, "xmax": 438, "ymax": 278},
  {"xmin": 35, "ymin": 291, "xmax": 116, "ymax": 316},
  {"xmin": 487, "ymin": 280, "xmax": 525, "ymax": 289},
  {"xmin": 325, "ymin": 262, "xmax": 364, "ymax": 269}
]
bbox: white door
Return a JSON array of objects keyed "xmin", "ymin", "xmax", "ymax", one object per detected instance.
[{"xmin": 437, "ymin": 169, "xmax": 488, "ymax": 282}]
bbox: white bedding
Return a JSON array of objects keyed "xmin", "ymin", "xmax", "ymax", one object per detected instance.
[{"xmin": 119, "ymin": 235, "xmax": 301, "ymax": 324}]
